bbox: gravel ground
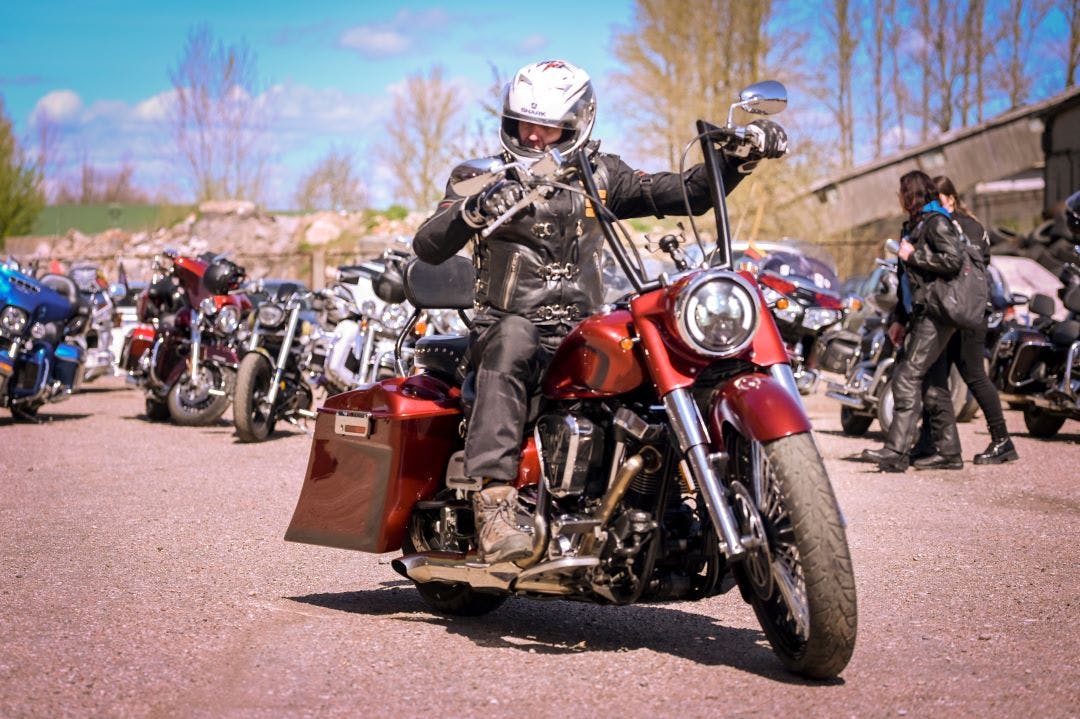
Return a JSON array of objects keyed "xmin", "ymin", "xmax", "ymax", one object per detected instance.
[{"xmin": 1, "ymin": 376, "xmax": 1078, "ymax": 718}]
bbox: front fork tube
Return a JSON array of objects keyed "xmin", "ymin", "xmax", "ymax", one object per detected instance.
[
  {"xmin": 770, "ymin": 362, "xmax": 806, "ymax": 408},
  {"xmin": 188, "ymin": 311, "xmax": 203, "ymax": 381},
  {"xmin": 356, "ymin": 324, "xmax": 377, "ymax": 385},
  {"xmin": 265, "ymin": 306, "xmax": 301, "ymax": 409},
  {"xmin": 663, "ymin": 388, "xmax": 746, "ymax": 559}
]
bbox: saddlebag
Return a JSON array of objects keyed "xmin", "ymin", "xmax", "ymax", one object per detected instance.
[
  {"xmin": 814, "ymin": 329, "xmax": 861, "ymax": 376},
  {"xmin": 284, "ymin": 374, "xmax": 463, "ymax": 553}
]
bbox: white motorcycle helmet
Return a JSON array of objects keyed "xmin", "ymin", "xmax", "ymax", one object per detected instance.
[{"xmin": 500, "ymin": 59, "xmax": 596, "ymax": 164}]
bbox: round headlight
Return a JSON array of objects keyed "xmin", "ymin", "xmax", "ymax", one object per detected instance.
[
  {"xmin": 380, "ymin": 303, "xmax": 410, "ymax": 331},
  {"xmin": 215, "ymin": 305, "xmax": 241, "ymax": 334},
  {"xmin": 256, "ymin": 303, "xmax": 286, "ymax": 329},
  {"xmin": 674, "ymin": 272, "xmax": 759, "ymax": 357},
  {"xmin": 0, "ymin": 306, "xmax": 29, "ymax": 336}
]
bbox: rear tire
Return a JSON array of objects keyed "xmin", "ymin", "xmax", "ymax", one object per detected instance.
[
  {"xmin": 731, "ymin": 433, "xmax": 857, "ymax": 679},
  {"xmin": 167, "ymin": 364, "xmax": 232, "ymax": 426},
  {"xmin": 234, "ymin": 353, "xmax": 275, "ymax": 442},
  {"xmin": 839, "ymin": 407, "xmax": 873, "ymax": 436},
  {"xmin": 402, "ymin": 491, "xmax": 508, "ymax": 617},
  {"xmin": 1023, "ymin": 406, "xmax": 1065, "ymax": 438}
]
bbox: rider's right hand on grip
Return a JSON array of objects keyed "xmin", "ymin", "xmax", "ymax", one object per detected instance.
[{"xmin": 462, "ymin": 180, "xmax": 526, "ymax": 229}]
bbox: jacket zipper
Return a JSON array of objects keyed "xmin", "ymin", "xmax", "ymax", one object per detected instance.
[{"xmin": 501, "ymin": 253, "xmax": 521, "ymax": 308}]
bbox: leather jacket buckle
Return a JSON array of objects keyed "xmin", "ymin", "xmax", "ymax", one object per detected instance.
[
  {"xmin": 538, "ymin": 263, "xmax": 579, "ymax": 282},
  {"xmin": 534, "ymin": 304, "xmax": 580, "ymax": 322}
]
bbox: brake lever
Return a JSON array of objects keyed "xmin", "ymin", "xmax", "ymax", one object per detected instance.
[{"xmin": 480, "ymin": 185, "xmax": 546, "ymax": 238}]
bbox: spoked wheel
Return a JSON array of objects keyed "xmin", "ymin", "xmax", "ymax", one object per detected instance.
[
  {"xmin": 167, "ymin": 364, "xmax": 232, "ymax": 426},
  {"xmin": 234, "ymin": 353, "xmax": 276, "ymax": 442},
  {"xmin": 729, "ymin": 433, "xmax": 857, "ymax": 679},
  {"xmin": 402, "ymin": 489, "xmax": 507, "ymax": 617}
]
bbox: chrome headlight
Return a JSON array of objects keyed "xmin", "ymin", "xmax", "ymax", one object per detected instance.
[
  {"xmin": 199, "ymin": 297, "xmax": 218, "ymax": 315},
  {"xmin": 674, "ymin": 272, "xmax": 759, "ymax": 357},
  {"xmin": 215, "ymin": 305, "xmax": 241, "ymax": 334},
  {"xmin": 0, "ymin": 306, "xmax": 29, "ymax": 336},
  {"xmin": 380, "ymin": 303, "xmax": 410, "ymax": 332},
  {"xmin": 801, "ymin": 308, "xmax": 842, "ymax": 330},
  {"xmin": 256, "ymin": 303, "xmax": 286, "ymax": 329},
  {"xmin": 360, "ymin": 299, "xmax": 378, "ymax": 318}
]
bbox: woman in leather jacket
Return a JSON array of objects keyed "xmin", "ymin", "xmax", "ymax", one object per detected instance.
[
  {"xmin": 414, "ymin": 59, "xmax": 788, "ymax": 562},
  {"xmin": 863, "ymin": 170, "xmax": 964, "ymax": 472}
]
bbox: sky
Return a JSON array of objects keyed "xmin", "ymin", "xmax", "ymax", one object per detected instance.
[{"xmin": 0, "ymin": 0, "xmax": 640, "ymax": 208}]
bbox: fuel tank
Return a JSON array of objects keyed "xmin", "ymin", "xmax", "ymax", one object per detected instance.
[
  {"xmin": 542, "ymin": 309, "xmax": 646, "ymax": 399},
  {"xmin": 285, "ymin": 374, "xmax": 463, "ymax": 553}
]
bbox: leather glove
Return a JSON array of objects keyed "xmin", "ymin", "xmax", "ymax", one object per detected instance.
[
  {"xmin": 461, "ymin": 179, "xmax": 526, "ymax": 228},
  {"xmin": 746, "ymin": 119, "xmax": 788, "ymax": 159}
]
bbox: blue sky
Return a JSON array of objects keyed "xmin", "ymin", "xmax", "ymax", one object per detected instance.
[{"xmin": 0, "ymin": 0, "xmax": 639, "ymax": 208}]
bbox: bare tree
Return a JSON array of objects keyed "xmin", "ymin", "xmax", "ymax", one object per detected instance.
[
  {"xmin": 54, "ymin": 153, "xmax": 147, "ymax": 204},
  {"xmin": 167, "ymin": 24, "xmax": 269, "ymax": 202},
  {"xmin": 379, "ymin": 65, "xmax": 468, "ymax": 212},
  {"xmin": 294, "ymin": 145, "xmax": 366, "ymax": 212},
  {"xmin": 994, "ymin": 0, "xmax": 1054, "ymax": 108},
  {"xmin": 1057, "ymin": 0, "xmax": 1080, "ymax": 86},
  {"xmin": 826, "ymin": 0, "xmax": 859, "ymax": 166}
]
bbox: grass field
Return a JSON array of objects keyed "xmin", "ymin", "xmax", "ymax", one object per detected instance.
[{"xmin": 30, "ymin": 204, "xmax": 197, "ymax": 236}]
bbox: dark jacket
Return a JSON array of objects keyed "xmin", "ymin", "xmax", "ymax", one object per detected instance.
[
  {"xmin": 414, "ymin": 144, "xmax": 744, "ymax": 330},
  {"xmin": 893, "ymin": 209, "xmax": 964, "ymax": 325}
]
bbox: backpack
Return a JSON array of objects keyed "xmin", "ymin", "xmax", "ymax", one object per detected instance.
[{"xmin": 922, "ymin": 214, "xmax": 989, "ymax": 330}]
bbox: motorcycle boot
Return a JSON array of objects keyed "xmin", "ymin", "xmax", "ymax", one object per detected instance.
[
  {"xmin": 861, "ymin": 447, "xmax": 908, "ymax": 472},
  {"xmin": 973, "ymin": 437, "xmax": 1019, "ymax": 465},
  {"xmin": 472, "ymin": 483, "xmax": 532, "ymax": 563},
  {"xmin": 912, "ymin": 453, "xmax": 963, "ymax": 470}
]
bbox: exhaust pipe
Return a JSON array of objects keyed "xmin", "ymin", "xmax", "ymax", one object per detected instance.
[{"xmin": 391, "ymin": 551, "xmax": 520, "ymax": 590}]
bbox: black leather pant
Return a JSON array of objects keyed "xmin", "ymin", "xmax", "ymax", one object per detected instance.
[
  {"xmin": 464, "ymin": 315, "xmax": 556, "ymax": 481},
  {"xmin": 886, "ymin": 314, "xmax": 960, "ymax": 457}
]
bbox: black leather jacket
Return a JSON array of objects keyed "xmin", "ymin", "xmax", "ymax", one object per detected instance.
[
  {"xmin": 414, "ymin": 144, "xmax": 745, "ymax": 330},
  {"xmin": 894, "ymin": 210, "xmax": 964, "ymax": 324}
]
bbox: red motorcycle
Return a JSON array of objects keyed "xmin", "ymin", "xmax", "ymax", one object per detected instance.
[
  {"xmin": 120, "ymin": 251, "xmax": 250, "ymax": 424},
  {"xmin": 286, "ymin": 82, "xmax": 857, "ymax": 679}
]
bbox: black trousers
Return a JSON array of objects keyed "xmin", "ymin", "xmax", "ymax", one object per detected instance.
[
  {"xmin": 464, "ymin": 315, "xmax": 556, "ymax": 481},
  {"xmin": 886, "ymin": 314, "xmax": 960, "ymax": 457},
  {"xmin": 948, "ymin": 323, "xmax": 1009, "ymax": 440}
]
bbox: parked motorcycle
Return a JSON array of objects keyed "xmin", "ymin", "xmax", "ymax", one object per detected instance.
[
  {"xmin": 68, "ymin": 263, "xmax": 120, "ymax": 382},
  {"xmin": 120, "ymin": 251, "xmax": 250, "ymax": 425},
  {"xmin": 989, "ymin": 250, "xmax": 1080, "ymax": 437},
  {"xmin": 285, "ymin": 82, "xmax": 857, "ymax": 679},
  {"xmin": 0, "ymin": 259, "xmax": 101, "ymax": 419},
  {"xmin": 233, "ymin": 281, "xmax": 315, "ymax": 442},
  {"xmin": 822, "ymin": 251, "xmax": 979, "ymax": 436},
  {"xmin": 752, "ymin": 250, "xmax": 853, "ymax": 394}
]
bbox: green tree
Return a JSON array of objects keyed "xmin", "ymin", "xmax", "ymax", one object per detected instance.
[{"xmin": 0, "ymin": 97, "xmax": 45, "ymax": 244}]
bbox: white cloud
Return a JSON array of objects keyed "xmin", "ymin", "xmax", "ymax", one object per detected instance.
[
  {"xmin": 133, "ymin": 90, "xmax": 176, "ymax": 122},
  {"xmin": 339, "ymin": 26, "xmax": 410, "ymax": 58},
  {"xmin": 32, "ymin": 90, "xmax": 83, "ymax": 124},
  {"xmin": 518, "ymin": 34, "xmax": 548, "ymax": 54}
]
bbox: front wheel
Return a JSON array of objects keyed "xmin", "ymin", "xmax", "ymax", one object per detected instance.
[
  {"xmin": 731, "ymin": 433, "xmax": 857, "ymax": 679},
  {"xmin": 1023, "ymin": 406, "xmax": 1066, "ymax": 438},
  {"xmin": 234, "ymin": 353, "xmax": 276, "ymax": 442},
  {"xmin": 167, "ymin": 364, "xmax": 232, "ymax": 426}
]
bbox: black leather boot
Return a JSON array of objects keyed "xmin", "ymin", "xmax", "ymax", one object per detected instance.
[
  {"xmin": 912, "ymin": 453, "xmax": 963, "ymax": 470},
  {"xmin": 862, "ymin": 447, "xmax": 908, "ymax": 472},
  {"xmin": 973, "ymin": 437, "xmax": 1018, "ymax": 465}
]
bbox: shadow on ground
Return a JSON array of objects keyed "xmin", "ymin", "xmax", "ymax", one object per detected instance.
[{"xmin": 290, "ymin": 586, "xmax": 838, "ymax": 685}]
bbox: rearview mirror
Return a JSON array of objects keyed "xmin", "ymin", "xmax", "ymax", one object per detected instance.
[{"xmin": 737, "ymin": 81, "xmax": 787, "ymax": 116}]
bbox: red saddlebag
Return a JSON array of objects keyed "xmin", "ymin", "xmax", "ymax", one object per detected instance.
[{"xmin": 285, "ymin": 375, "xmax": 462, "ymax": 553}]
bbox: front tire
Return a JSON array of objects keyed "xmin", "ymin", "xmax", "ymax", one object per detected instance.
[
  {"xmin": 402, "ymin": 491, "xmax": 507, "ymax": 617},
  {"xmin": 167, "ymin": 364, "xmax": 232, "ymax": 426},
  {"xmin": 1023, "ymin": 406, "xmax": 1065, "ymax": 438},
  {"xmin": 731, "ymin": 433, "xmax": 857, "ymax": 679},
  {"xmin": 234, "ymin": 353, "xmax": 276, "ymax": 442}
]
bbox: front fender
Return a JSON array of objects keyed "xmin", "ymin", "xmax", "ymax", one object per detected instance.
[
  {"xmin": 709, "ymin": 372, "xmax": 812, "ymax": 448},
  {"xmin": 201, "ymin": 342, "xmax": 240, "ymax": 368}
]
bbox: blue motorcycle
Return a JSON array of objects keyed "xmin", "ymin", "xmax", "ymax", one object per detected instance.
[{"xmin": 0, "ymin": 259, "xmax": 106, "ymax": 420}]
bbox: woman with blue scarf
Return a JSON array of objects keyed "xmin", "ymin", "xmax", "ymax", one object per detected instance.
[{"xmin": 863, "ymin": 170, "xmax": 964, "ymax": 472}]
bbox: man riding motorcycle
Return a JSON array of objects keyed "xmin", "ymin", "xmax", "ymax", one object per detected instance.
[{"xmin": 413, "ymin": 59, "xmax": 788, "ymax": 563}]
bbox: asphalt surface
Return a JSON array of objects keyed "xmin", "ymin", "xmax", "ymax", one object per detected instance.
[{"xmin": 1, "ymin": 376, "xmax": 1078, "ymax": 718}]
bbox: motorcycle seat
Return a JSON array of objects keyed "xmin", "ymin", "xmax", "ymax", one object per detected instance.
[
  {"xmin": 413, "ymin": 334, "xmax": 471, "ymax": 383},
  {"xmin": 1049, "ymin": 320, "xmax": 1080, "ymax": 347}
]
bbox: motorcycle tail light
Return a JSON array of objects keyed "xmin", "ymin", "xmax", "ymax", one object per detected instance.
[
  {"xmin": 814, "ymin": 291, "xmax": 843, "ymax": 310},
  {"xmin": 759, "ymin": 273, "xmax": 796, "ymax": 297},
  {"xmin": 671, "ymin": 270, "xmax": 759, "ymax": 358}
]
